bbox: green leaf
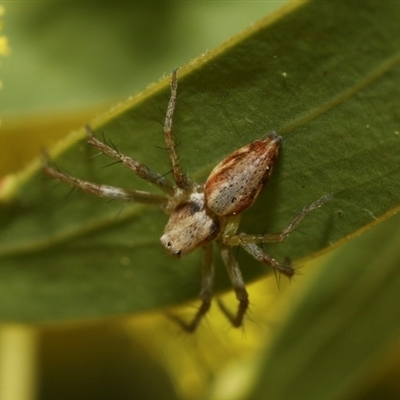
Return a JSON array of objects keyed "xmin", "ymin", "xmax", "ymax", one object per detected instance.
[
  {"xmin": 0, "ymin": 2, "xmax": 279, "ymax": 116},
  {"xmin": 39, "ymin": 323, "xmax": 180, "ymax": 400},
  {"xmin": 1, "ymin": 0, "xmax": 399, "ymax": 322},
  {"xmin": 247, "ymin": 211, "xmax": 400, "ymax": 400}
]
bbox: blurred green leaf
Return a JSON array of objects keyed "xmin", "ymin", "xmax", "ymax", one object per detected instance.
[
  {"xmin": 39, "ymin": 322, "xmax": 180, "ymax": 400},
  {"xmin": 0, "ymin": 2, "xmax": 278, "ymax": 116},
  {"xmin": 247, "ymin": 211, "xmax": 400, "ymax": 400},
  {"xmin": 0, "ymin": 0, "xmax": 399, "ymax": 322}
]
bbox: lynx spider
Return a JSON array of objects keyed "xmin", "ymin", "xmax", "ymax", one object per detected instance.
[{"xmin": 43, "ymin": 69, "xmax": 331, "ymax": 332}]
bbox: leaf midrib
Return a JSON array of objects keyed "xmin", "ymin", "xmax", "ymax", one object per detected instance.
[{"xmin": 281, "ymin": 51, "xmax": 400, "ymax": 135}]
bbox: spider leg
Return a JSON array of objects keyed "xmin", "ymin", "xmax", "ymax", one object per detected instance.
[
  {"xmin": 43, "ymin": 153, "xmax": 169, "ymax": 207},
  {"xmin": 163, "ymin": 69, "xmax": 190, "ymax": 189},
  {"xmin": 222, "ymin": 194, "xmax": 332, "ymax": 277},
  {"xmin": 85, "ymin": 126, "xmax": 175, "ymax": 195},
  {"xmin": 240, "ymin": 242, "xmax": 295, "ymax": 278},
  {"xmin": 168, "ymin": 243, "xmax": 215, "ymax": 333},
  {"xmin": 218, "ymin": 244, "xmax": 249, "ymax": 328},
  {"xmin": 236, "ymin": 194, "xmax": 333, "ymax": 244}
]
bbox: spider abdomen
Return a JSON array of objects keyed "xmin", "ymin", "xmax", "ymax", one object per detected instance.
[{"xmin": 204, "ymin": 133, "xmax": 281, "ymax": 217}]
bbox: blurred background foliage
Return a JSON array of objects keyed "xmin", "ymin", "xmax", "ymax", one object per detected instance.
[
  {"xmin": 0, "ymin": 1, "xmax": 279, "ymax": 175},
  {"xmin": 1, "ymin": 2, "xmax": 400, "ymax": 400}
]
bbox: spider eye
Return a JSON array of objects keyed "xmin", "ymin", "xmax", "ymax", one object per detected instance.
[
  {"xmin": 160, "ymin": 235, "xmax": 185, "ymax": 257},
  {"xmin": 167, "ymin": 242, "xmax": 182, "ymax": 256},
  {"xmin": 165, "ymin": 240, "xmax": 181, "ymax": 255}
]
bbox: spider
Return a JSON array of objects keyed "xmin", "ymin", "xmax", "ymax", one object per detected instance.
[{"xmin": 43, "ymin": 69, "xmax": 331, "ymax": 332}]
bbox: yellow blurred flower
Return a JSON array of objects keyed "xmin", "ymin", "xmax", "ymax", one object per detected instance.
[{"xmin": 0, "ymin": 6, "xmax": 10, "ymax": 57}]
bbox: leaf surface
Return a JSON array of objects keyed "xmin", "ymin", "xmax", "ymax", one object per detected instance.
[
  {"xmin": 1, "ymin": 0, "xmax": 399, "ymax": 322},
  {"xmin": 247, "ymin": 211, "xmax": 400, "ymax": 400}
]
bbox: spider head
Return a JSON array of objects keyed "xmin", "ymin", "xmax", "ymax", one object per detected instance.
[
  {"xmin": 160, "ymin": 193, "xmax": 219, "ymax": 257},
  {"xmin": 160, "ymin": 236, "xmax": 184, "ymax": 257}
]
